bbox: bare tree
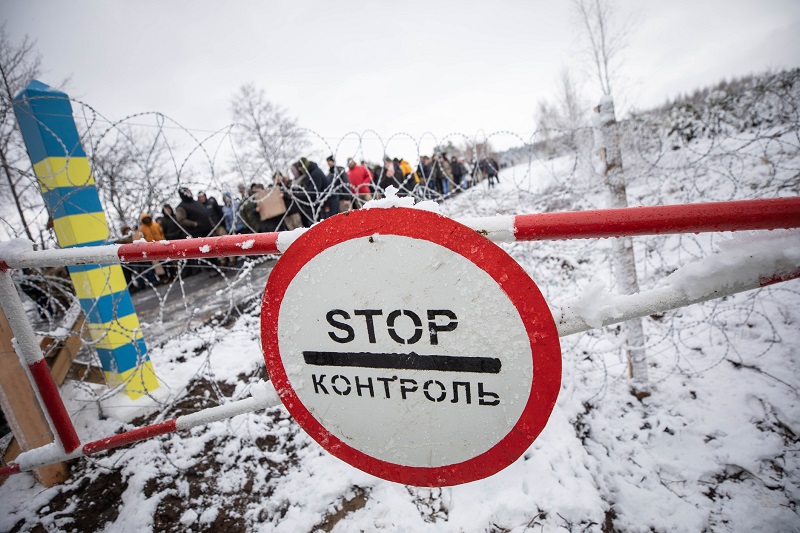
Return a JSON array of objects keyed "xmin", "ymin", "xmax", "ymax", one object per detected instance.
[
  {"xmin": 535, "ymin": 67, "xmax": 587, "ymax": 155},
  {"xmin": 572, "ymin": 0, "xmax": 629, "ymax": 97},
  {"xmin": 463, "ymin": 140, "xmax": 494, "ymax": 163},
  {"xmin": 575, "ymin": 0, "xmax": 648, "ymax": 391},
  {"xmin": 433, "ymin": 140, "xmax": 461, "ymax": 157},
  {"xmin": 558, "ymin": 68, "xmax": 586, "ymax": 131},
  {"xmin": 89, "ymin": 126, "xmax": 176, "ymax": 232},
  {"xmin": 229, "ymin": 83, "xmax": 307, "ymax": 181},
  {"xmin": 535, "ymin": 99, "xmax": 562, "ymax": 159},
  {"xmin": 0, "ymin": 25, "xmax": 43, "ymax": 243}
]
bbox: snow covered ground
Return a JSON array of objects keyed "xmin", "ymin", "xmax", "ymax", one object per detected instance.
[{"xmin": 1, "ymin": 120, "xmax": 799, "ymax": 532}]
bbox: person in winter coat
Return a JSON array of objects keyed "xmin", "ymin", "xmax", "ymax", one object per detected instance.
[
  {"xmin": 346, "ymin": 158, "xmax": 373, "ymax": 208},
  {"xmin": 390, "ymin": 158, "xmax": 404, "ymax": 179},
  {"xmin": 291, "ymin": 158, "xmax": 339, "ymax": 226},
  {"xmin": 160, "ymin": 205, "xmax": 184, "ymax": 240},
  {"xmin": 376, "ymin": 159, "xmax": 396, "ymax": 196},
  {"xmin": 237, "ymin": 184, "xmax": 261, "ymax": 234},
  {"xmin": 221, "ymin": 191, "xmax": 246, "ymax": 266},
  {"xmin": 378, "ymin": 158, "xmax": 414, "ymax": 197},
  {"xmin": 139, "ymin": 213, "xmax": 165, "ymax": 242},
  {"xmin": 159, "ymin": 205, "xmax": 185, "ymax": 279},
  {"xmin": 399, "ymin": 158, "xmax": 414, "ymax": 178},
  {"xmin": 199, "ymin": 191, "xmax": 234, "ymax": 268},
  {"xmin": 138, "ymin": 213, "xmax": 169, "ymax": 283},
  {"xmin": 327, "ymin": 155, "xmax": 352, "ymax": 213},
  {"xmin": 198, "ymin": 192, "xmax": 226, "ymax": 236},
  {"xmin": 221, "ymin": 192, "xmax": 243, "ymax": 234},
  {"xmin": 451, "ymin": 156, "xmax": 467, "ymax": 190},
  {"xmin": 176, "ymin": 187, "xmax": 213, "ymax": 238},
  {"xmin": 415, "ymin": 156, "xmax": 433, "ymax": 198},
  {"xmin": 479, "ymin": 157, "xmax": 499, "ymax": 188},
  {"xmin": 431, "ymin": 154, "xmax": 453, "ymax": 196}
]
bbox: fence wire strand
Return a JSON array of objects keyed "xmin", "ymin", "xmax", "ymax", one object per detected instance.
[{"xmin": 1, "ymin": 69, "xmax": 799, "ymax": 426}]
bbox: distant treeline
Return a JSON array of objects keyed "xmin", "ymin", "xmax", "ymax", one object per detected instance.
[{"xmin": 499, "ymin": 68, "xmax": 800, "ymax": 164}]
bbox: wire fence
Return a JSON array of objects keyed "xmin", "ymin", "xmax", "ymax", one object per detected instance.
[{"xmin": 1, "ymin": 69, "xmax": 799, "ymax": 424}]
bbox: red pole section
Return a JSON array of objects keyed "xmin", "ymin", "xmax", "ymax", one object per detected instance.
[
  {"xmin": 2, "ymin": 383, "xmax": 281, "ymax": 476},
  {"xmin": 513, "ymin": 197, "xmax": 800, "ymax": 241},
  {"xmin": 3, "ymin": 197, "xmax": 799, "ymax": 269},
  {"xmin": 0, "ymin": 271, "xmax": 81, "ymax": 454},
  {"xmin": 28, "ymin": 360, "xmax": 81, "ymax": 453},
  {"xmin": 83, "ymin": 419, "xmax": 177, "ymax": 455},
  {"xmin": 117, "ymin": 232, "xmax": 281, "ymax": 263},
  {"xmin": 555, "ymin": 229, "xmax": 800, "ymax": 337},
  {"xmin": 0, "ymin": 463, "xmax": 21, "ymax": 477},
  {"xmin": 761, "ymin": 267, "xmax": 800, "ymax": 287}
]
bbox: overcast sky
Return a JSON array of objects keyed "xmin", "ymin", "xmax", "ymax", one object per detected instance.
[{"xmin": 4, "ymin": 0, "xmax": 800, "ymax": 150}]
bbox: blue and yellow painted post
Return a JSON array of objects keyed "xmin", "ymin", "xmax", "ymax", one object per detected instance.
[{"xmin": 13, "ymin": 80, "xmax": 158, "ymax": 399}]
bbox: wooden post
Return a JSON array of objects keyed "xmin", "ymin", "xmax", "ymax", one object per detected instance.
[
  {"xmin": 43, "ymin": 310, "xmax": 86, "ymax": 386},
  {"xmin": 0, "ymin": 306, "xmax": 68, "ymax": 487}
]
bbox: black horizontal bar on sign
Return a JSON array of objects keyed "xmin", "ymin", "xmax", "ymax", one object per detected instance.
[{"xmin": 302, "ymin": 351, "xmax": 502, "ymax": 373}]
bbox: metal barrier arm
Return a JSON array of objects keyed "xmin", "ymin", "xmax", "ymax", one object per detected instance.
[
  {"xmin": 555, "ymin": 234, "xmax": 800, "ymax": 336},
  {"xmin": 0, "ymin": 196, "xmax": 798, "ymax": 477},
  {"xmin": 0, "ymin": 231, "xmax": 287, "ymax": 270},
  {"xmin": 1, "ymin": 231, "xmax": 797, "ymax": 477},
  {"xmin": 0, "ymin": 270, "xmax": 81, "ymax": 455},
  {"xmin": 2, "ymin": 197, "xmax": 799, "ymax": 269},
  {"xmin": 512, "ymin": 196, "xmax": 800, "ymax": 241},
  {"xmin": 0, "ymin": 380, "xmax": 281, "ymax": 477}
]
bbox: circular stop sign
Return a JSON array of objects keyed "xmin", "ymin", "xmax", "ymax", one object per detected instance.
[{"xmin": 261, "ymin": 207, "xmax": 561, "ymax": 486}]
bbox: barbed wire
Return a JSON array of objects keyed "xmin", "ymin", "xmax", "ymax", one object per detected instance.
[{"xmin": 2, "ymin": 70, "xmax": 799, "ymax": 419}]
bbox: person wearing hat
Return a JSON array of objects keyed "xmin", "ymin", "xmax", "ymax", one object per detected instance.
[
  {"xmin": 326, "ymin": 155, "xmax": 352, "ymax": 213},
  {"xmin": 291, "ymin": 158, "xmax": 339, "ymax": 226},
  {"xmin": 139, "ymin": 213, "xmax": 165, "ymax": 242},
  {"xmin": 197, "ymin": 191, "xmax": 225, "ymax": 235},
  {"xmin": 138, "ymin": 213, "xmax": 169, "ymax": 283},
  {"xmin": 236, "ymin": 183, "xmax": 261, "ymax": 234},
  {"xmin": 176, "ymin": 187, "xmax": 213, "ymax": 238}
]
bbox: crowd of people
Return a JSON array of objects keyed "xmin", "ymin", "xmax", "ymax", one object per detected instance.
[
  {"xmin": 118, "ymin": 154, "xmax": 501, "ymax": 288},
  {"xmin": 365, "ymin": 152, "xmax": 501, "ymax": 198}
]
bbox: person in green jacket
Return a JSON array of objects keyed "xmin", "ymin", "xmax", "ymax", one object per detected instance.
[{"xmin": 237, "ymin": 183, "xmax": 260, "ymax": 234}]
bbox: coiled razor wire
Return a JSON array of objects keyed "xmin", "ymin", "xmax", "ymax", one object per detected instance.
[{"xmin": 1, "ymin": 70, "xmax": 798, "ymax": 411}]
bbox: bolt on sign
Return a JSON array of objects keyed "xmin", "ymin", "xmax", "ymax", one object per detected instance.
[{"xmin": 261, "ymin": 207, "xmax": 562, "ymax": 486}]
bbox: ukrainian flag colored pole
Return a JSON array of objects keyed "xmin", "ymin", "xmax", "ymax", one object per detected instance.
[{"xmin": 13, "ymin": 80, "xmax": 158, "ymax": 399}]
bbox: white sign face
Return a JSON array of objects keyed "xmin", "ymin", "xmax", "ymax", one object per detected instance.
[
  {"xmin": 262, "ymin": 208, "xmax": 560, "ymax": 486},
  {"xmin": 279, "ymin": 235, "xmax": 532, "ymax": 466}
]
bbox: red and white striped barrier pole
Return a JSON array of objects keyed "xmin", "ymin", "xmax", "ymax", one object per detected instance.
[
  {"xmin": 2, "ymin": 256, "xmax": 797, "ymax": 477},
  {"xmin": 1, "ymin": 197, "xmax": 798, "ymax": 270},
  {"xmin": 513, "ymin": 196, "xmax": 800, "ymax": 241},
  {"xmin": 0, "ymin": 231, "xmax": 284, "ymax": 270},
  {"xmin": 0, "ymin": 270, "xmax": 81, "ymax": 457},
  {"xmin": 555, "ymin": 263, "xmax": 800, "ymax": 336},
  {"xmin": 0, "ymin": 196, "xmax": 798, "ymax": 477},
  {"xmin": 0, "ymin": 381, "xmax": 281, "ymax": 478},
  {"xmin": 459, "ymin": 196, "xmax": 800, "ymax": 242}
]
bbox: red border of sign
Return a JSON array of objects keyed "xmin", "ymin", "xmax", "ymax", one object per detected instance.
[{"xmin": 261, "ymin": 207, "xmax": 562, "ymax": 486}]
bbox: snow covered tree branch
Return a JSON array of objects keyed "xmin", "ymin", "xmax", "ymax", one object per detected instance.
[{"xmin": 229, "ymin": 83, "xmax": 308, "ymax": 181}]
